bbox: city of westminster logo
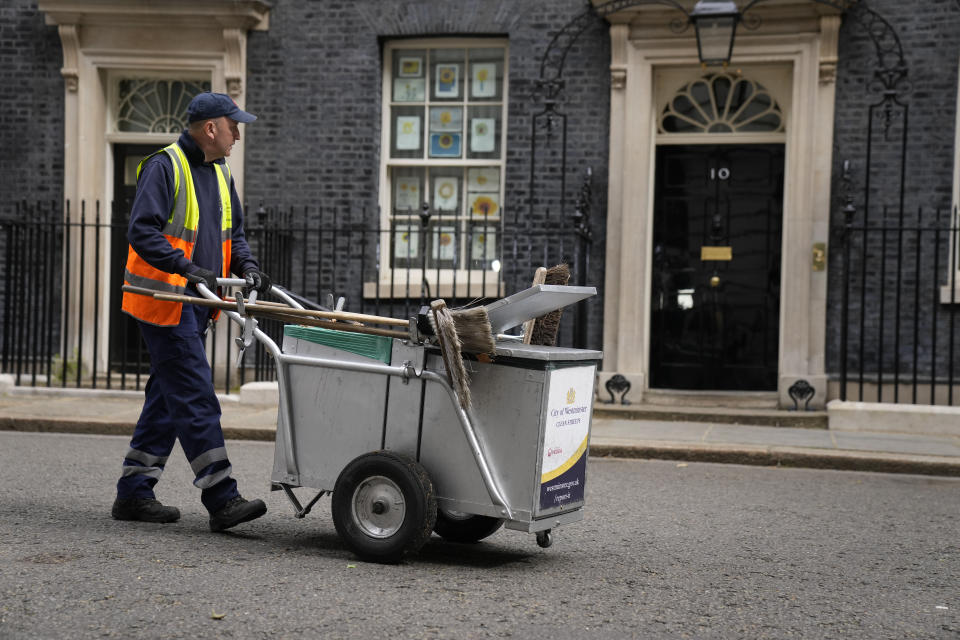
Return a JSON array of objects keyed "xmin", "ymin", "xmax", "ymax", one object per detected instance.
[{"xmin": 566, "ymin": 387, "xmax": 576, "ymax": 404}]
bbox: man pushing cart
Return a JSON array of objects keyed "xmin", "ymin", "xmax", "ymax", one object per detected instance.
[{"xmin": 149, "ymin": 276, "xmax": 601, "ymax": 563}]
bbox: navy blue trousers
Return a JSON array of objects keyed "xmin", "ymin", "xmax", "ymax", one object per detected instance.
[{"xmin": 116, "ymin": 303, "xmax": 239, "ymax": 513}]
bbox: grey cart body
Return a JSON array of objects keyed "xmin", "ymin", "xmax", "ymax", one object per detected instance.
[
  {"xmin": 274, "ymin": 333, "xmax": 599, "ymax": 531},
  {"xmin": 202, "ymin": 279, "xmax": 600, "ymax": 561}
]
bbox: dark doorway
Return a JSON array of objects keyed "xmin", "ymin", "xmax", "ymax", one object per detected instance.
[
  {"xmin": 649, "ymin": 144, "xmax": 784, "ymax": 391},
  {"xmin": 110, "ymin": 143, "xmax": 157, "ymax": 372}
]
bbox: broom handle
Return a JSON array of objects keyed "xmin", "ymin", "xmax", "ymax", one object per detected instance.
[
  {"xmin": 522, "ymin": 267, "xmax": 547, "ymax": 344},
  {"xmin": 151, "ymin": 292, "xmax": 410, "ymax": 327},
  {"xmin": 251, "ymin": 310, "xmax": 409, "ymax": 339},
  {"xmin": 143, "ymin": 291, "xmax": 408, "ymax": 339}
]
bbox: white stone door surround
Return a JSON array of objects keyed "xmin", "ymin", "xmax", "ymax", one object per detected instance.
[
  {"xmin": 596, "ymin": 1, "xmax": 841, "ymax": 409},
  {"xmin": 38, "ymin": 0, "xmax": 270, "ymax": 378}
]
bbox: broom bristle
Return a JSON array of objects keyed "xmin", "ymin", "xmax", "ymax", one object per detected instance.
[
  {"xmin": 530, "ymin": 263, "xmax": 571, "ymax": 347},
  {"xmin": 543, "ymin": 263, "xmax": 570, "ymax": 287},
  {"xmin": 430, "ymin": 300, "xmax": 472, "ymax": 409},
  {"xmin": 451, "ymin": 306, "xmax": 496, "ymax": 356}
]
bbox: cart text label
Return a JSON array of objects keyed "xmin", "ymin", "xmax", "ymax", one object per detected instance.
[{"xmin": 539, "ymin": 365, "xmax": 595, "ymax": 513}]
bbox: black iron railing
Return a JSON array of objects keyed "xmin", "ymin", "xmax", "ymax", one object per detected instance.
[
  {"xmin": 837, "ymin": 206, "xmax": 960, "ymax": 405},
  {"xmin": 0, "ymin": 199, "xmax": 592, "ymax": 394}
]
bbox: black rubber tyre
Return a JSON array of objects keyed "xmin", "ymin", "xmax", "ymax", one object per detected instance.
[
  {"xmin": 433, "ymin": 508, "xmax": 505, "ymax": 543},
  {"xmin": 536, "ymin": 529, "xmax": 553, "ymax": 548},
  {"xmin": 332, "ymin": 450, "xmax": 437, "ymax": 563}
]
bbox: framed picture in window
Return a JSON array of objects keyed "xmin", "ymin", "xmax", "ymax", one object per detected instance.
[
  {"xmin": 431, "ymin": 225, "xmax": 457, "ymax": 262},
  {"xmin": 393, "ymin": 224, "xmax": 419, "ymax": 261},
  {"xmin": 470, "ymin": 192, "xmax": 500, "ymax": 217},
  {"xmin": 471, "ymin": 63, "xmax": 497, "ymax": 98},
  {"xmin": 470, "ymin": 118, "xmax": 496, "ymax": 153},
  {"xmin": 435, "ymin": 64, "xmax": 460, "ymax": 98},
  {"xmin": 395, "ymin": 176, "xmax": 421, "ymax": 211},
  {"xmin": 429, "ymin": 107, "xmax": 462, "ymax": 132},
  {"xmin": 429, "ymin": 133, "xmax": 461, "ymax": 158},
  {"xmin": 433, "ymin": 177, "xmax": 459, "ymax": 211},
  {"xmin": 398, "ymin": 56, "xmax": 423, "ymax": 78},
  {"xmin": 393, "ymin": 78, "xmax": 425, "ymax": 102},
  {"xmin": 467, "ymin": 168, "xmax": 500, "ymax": 191},
  {"xmin": 470, "ymin": 225, "xmax": 498, "ymax": 266},
  {"xmin": 395, "ymin": 116, "xmax": 421, "ymax": 151}
]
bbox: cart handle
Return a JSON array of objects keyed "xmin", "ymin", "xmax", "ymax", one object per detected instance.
[
  {"xmin": 196, "ymin": 279, "xmax": 299, "ymax": 476},
  {"xmin": 212, "ymin": 277, "xmax": 305, "ymax": 312}
]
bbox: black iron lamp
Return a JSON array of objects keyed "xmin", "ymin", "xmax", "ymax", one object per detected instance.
[{"xmin": 690, "ymin": 0, "xmax": 741, "ymax": 66}]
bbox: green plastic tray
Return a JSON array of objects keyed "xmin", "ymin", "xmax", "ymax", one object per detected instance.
[{"xmin": 283, "ymin": 325, "xmax": 393, "ymax": 364}]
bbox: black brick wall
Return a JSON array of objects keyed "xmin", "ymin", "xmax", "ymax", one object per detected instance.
[
  {"xmin": 827, "ymin": 0, "xmax": 960, "ymax": 382},
  {"xmin": 0, "ymin": 1, "xmax": 63, "ymax": 336},
  {"xmin": 0, "ymin": 1, "xmax": 63, "ymax": 210}
]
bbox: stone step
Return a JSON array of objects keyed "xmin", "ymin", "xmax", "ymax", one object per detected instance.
[
  {"xmin": 593, "ymin": 403, "xmax": 828, "ymax": 429},
  {"xmin": 638, "ymin": 389, "xmax": 779, "ymax": 409}
]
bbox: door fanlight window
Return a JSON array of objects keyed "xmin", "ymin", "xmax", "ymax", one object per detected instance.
[
  {"xmin": 116, "ymin": 79, "xmax": 211, "ymax": 133},
  {"xmin": 659, "ymin": 73, "xmax": 784, "ymax": 134}
]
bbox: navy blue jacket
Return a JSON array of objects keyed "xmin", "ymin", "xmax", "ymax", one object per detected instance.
[{"xmin": 127, "ymin": 131, "xmax": 258, "ymax": 279}]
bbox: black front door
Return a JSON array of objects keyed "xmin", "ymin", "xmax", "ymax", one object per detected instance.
[
  {"xmin": 650, "ymin": 144, "xmax": 783, "ymax": 391},
  {"xmin": 110, "ymin": 144, "xmax": 157, "ymax": 371}
]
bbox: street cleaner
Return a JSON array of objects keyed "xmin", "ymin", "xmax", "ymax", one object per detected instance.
[{"xmin": 113, "ymin": 92, "xmax": 272, "ymax": 532}]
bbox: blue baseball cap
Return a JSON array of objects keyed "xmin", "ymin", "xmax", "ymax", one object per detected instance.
[{"xmin": 187, "ymin": 92, "xmax": 257, "ymax": 123}]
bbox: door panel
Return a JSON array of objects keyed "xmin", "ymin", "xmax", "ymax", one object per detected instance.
[
  {"xmin": 110, "ymin": 144, "xmax": 156, "ymax": 372},
  {"xmin": 650, "ymin": 144, "xmax": 783, "ymax": 391}
]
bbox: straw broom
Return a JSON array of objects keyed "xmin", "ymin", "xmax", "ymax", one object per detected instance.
[{"xmin": 528, "ymin": 263, "xmax": 571, "ymax": 347}]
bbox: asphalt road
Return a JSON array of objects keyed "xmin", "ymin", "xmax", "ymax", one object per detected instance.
[{"xmin": 0, "ymin": 431, "xmax": 957, "ymax": 639}]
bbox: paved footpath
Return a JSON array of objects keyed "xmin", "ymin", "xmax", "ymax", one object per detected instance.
[{"xmin": 1, "ymin": 386, "xmax": 959, "ymax": 477}]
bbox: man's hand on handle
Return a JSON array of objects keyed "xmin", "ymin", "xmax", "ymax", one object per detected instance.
[
  {"xmin": 185, "ymin": 266, "xmax": 218, "ymax": 291},
  {"xmin": 244, "ymin": 269, "xmax": 272, "ymax": 295}
]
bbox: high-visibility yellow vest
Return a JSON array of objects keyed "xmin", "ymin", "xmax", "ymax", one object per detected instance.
[{"xmin": 121, "ymin": 142, "xmax": 233, "ymax": 326}]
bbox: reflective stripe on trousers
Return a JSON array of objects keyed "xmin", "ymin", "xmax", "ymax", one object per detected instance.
[
  {"xmin": 116, "ymin": 303, "xmax": 239, "ymax": 513},
  {"xmin": 120, "ymin": 447, "xmax": 169, "ymax": 480}
]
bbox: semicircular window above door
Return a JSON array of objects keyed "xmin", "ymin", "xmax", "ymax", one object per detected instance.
[
  {"xmin": 116, "ymin": 78, "xmax": 211, "ymax": 134},
  {"xmin": 659, "ymin": 73, "xmax": 784, "ymax": 134}
]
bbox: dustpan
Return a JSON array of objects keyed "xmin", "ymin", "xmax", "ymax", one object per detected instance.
[{"xmin": 484, "ymin": 284, "xmax": 596, "ymax": 335}]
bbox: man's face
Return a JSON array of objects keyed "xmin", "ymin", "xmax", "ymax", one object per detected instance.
[{"xmin": 209, "ymin": 116, "xmax": 240, "ymax": 159}]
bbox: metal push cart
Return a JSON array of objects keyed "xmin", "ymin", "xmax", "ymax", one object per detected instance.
[{"xmin": 202, "ymin": 279, "xmax": 601, "ymax": 563}]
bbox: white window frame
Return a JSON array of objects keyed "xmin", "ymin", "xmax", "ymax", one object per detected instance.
[{"xmin": 368, "ymin": 38, "xmax": 510, "ymax": 299}]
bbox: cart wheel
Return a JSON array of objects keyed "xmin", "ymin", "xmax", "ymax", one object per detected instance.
[
  {"xmin": 433, "ymin": 508, "xmax": 505, "ymax": 544},
  {"xmin": 332, "ymin": 450, "xmax": 437, "ymax": 564},
  {"xmin": 536, "ymin": 529, "xmax": 553, "ymax": 549}
]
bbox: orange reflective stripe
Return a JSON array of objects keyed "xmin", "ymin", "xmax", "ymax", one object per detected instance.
[
  {"xmin": 122, "ymin": 289, "xmax": 182, "ymax": 326},
  {"xmin": 168, "ymin": 236, "xmax": 194, "ymax": 261},
  {"xmin": 125, "ymin": 240, "xmax": 191, "ymax": 287},
  {"xmin": 121, "ymin": 245, "xmax": 190, "ymax": 326},
  {"xmin": 222, "ymin": 238, "xmax": 232, "ymax": 278}
]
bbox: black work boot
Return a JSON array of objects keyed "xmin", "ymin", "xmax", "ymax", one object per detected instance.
[
  {"xmin": 112, "ymin": 497, "xmax": 181, "ymax": 523},
  {"xmin": 209, "ymin": 496, "xmax": 267, "ymax": 532}
]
